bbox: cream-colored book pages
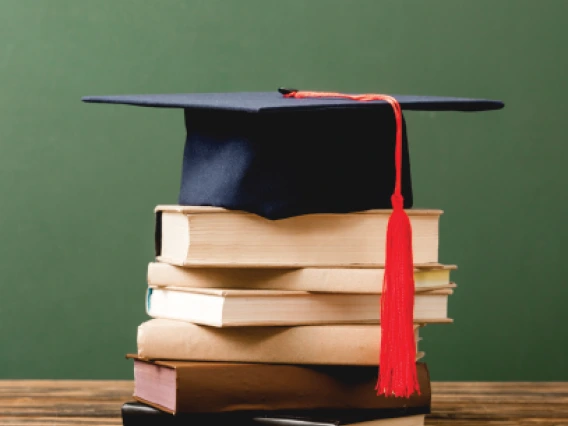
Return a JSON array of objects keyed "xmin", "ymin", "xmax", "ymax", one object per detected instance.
[
  {"xmin": 137, "ymin": 319, "xmax": 422, "ymax": 365},
  {"xmin": 156, "ymin": 207, "xmax": 442, "ymax": 267},
  {"xmin": 151, "ymin": 287, "xmax": 309, "ymax": 297},
  {"xmin": 351, "ymin": 415, "xmax": 425, "ymax": 426},
  {"xmin": 146, "ymin": 287, "xmax": 453, "ymax": 326},
  {"xmin": 148, "ymin": 262, "xmax": 457, "ymax": 293},
  {"xmin": 257, "ymin": 415, "xmax": 425, "ymax": 426}
]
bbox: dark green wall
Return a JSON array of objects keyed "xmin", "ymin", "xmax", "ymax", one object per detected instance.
[{"xmin": 1, "ymin": 0, "xmax": 566, "ymax": 380}]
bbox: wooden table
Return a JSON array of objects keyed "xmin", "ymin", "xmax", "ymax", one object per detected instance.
[{"xmin": 0, "ymin": 381, "xmax": 567, "ymax": 425}]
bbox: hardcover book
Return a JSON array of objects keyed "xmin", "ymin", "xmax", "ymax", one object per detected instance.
[
  {"xmin": 121, "ymin": 402, "xmax": 428, "ymax": 426},
  {"xmin": 130, "ymin": 357, "xmax": 431, "ymax": 414},
  {"xmin": 155, "ymin": 206, "xmax": 441, "ymax": 268},
  {"xmin": 148, "ymin": 262, "xmax": 455, "ymax": 294},
  {"xmin": 145, "ymin": 287, "xmax": 454, "ymax": 326},
  {"xmin": 137, "ymin": 319, "xmax": 424, "ymax": 365}
]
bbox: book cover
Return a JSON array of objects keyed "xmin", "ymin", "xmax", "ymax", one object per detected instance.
[
  {"xmin": 145, "ymin": 286, "xmax": 454, "ymax": 326},
  {"xmin": 121, "ymin": 402, "xmax": 428, "ymax": 426},
  {"xmin": 148, "ymin": 262, "xmax": 455, "ymax": 294},
  {"xmin": 137, "ymin": 319, "xmax": 424, "ymax": 365},
  {"xmin": 130, "ymin": 357, "xmax": 431, "ymax": 414},
  {"xmin": 155, "ymin": 206, "xmax": 441, "ymax": 267}
]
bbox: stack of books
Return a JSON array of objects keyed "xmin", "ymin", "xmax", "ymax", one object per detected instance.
[
  {"xmin": 81, "ymin": 87, "xmax": 502, "ymax": 426},
  {"xmin": 123, "ymin": 205, "xmax": 456, "ymax": 426}
]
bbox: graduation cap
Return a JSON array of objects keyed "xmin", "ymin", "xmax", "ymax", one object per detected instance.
[{"xmin": 82, "ymin": 89, "xmax": 504, "ymax": 398}]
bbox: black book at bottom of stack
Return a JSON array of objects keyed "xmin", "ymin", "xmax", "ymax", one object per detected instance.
[{"xmin": 121, "ymin": 402, "xmax": 430, "ymax": 426}]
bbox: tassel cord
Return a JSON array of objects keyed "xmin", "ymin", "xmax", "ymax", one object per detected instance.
[{"xmin": 284, "ymin": 90, "xmax": 418, "ymax": 397}]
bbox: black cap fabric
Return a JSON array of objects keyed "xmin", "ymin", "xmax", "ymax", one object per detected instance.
[{"xmin": 82, "ymin": 91, "xmax": 504, "ymax": 219}]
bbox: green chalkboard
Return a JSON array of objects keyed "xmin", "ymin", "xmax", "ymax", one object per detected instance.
[{"xmin": 0, "ymin": 0, "xmax": 566, "ymax": 380}]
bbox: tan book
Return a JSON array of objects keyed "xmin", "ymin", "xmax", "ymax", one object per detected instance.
[
  {"xmin": 148, "ymin": 262, "xmax": 456, "ymax": 293},
  {"xmin": 155, "ymin": 206, "xmax": 441, "ymax": 267},
  {"xmin": 137, "ymin": 318, "xmax": 424, "ymax": 365},
  {"xmin": 146, "ymin": 286, "xmax": 453, "ymax": 326},
  {"xmin": 131, "ymin": 357, "xmax": 431, "ymax": 414}
]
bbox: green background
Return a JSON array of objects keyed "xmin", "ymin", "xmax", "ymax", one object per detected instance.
[{"xmin": 1, "ymin": 0, "xmax": 566, "ymax": 380}]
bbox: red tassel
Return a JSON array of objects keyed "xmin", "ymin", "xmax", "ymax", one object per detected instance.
[
  {"xmin": 283, "ymin": 89, "xmax": 419, "ymax": 397},
  {"xmin": 377, "ymin": 194, "xmax": 420, "ymax": 397}
]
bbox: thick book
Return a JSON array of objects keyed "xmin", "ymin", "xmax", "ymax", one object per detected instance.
[
  {"xmin": 137, "ymin": 319, "xmax": 423, "ymax": 365},
  {"xmin": 155, "ymin": 206, "xmax": 441, "ymax": 267},
  {"xmin": 130, "ymin": 357, "xmax": 431, "ymax": 414},
  {"xmin": 148, "ymin": 262, "xmax": 455, "ymax": 294},
  {"xmin": 121, "ymin": 401, "xmax": 428, "ymax": 426},
  {"xmin": 146, "ymin": 286, "xmax": 454, "ymax": 326}
]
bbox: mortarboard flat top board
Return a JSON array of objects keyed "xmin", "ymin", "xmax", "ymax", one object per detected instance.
[
  {"xmin": 82, "ymin": 91, "xmax": 504, "ymax": 113},
  {"xmin": 82, "ymin": 90, "xmax": 504, "ymax": 220}
]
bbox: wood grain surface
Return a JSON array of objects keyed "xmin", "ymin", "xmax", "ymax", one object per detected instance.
[{"xmin": 0, "ymin": 381, "xmax": 566, "ymax": 425}]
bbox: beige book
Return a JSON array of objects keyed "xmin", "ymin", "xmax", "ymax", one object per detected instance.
[
  {"xmin": 137, "ymin": 318, "xmax": 424, "ymax": 365},
  {"xmin": 146, "ymin": 286, "xmax": 454, "ymax": 326},
  {"xmin": 148, "ymin": 262, "xmax": 456, "ymax": 293},
  {"xmin": 155, "ymin": 206, "xmax": 441, "ymax": 267}
]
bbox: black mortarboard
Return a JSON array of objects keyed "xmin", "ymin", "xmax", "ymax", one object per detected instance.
[{"xmin": 82, "ymin": 90, "xmax": 503, "ymax": 220}]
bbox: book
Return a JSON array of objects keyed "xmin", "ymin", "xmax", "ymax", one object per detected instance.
[
  {"xmin": 137, "ymin": 319, "xmax": 423, "ymax": 365},
  {"xmin": 130, "ymin": 357, "xmax": 431, "ymax": 414},
  {"xmin": 155, "ymin": 206, "xmax": 441, "ymax": 267},
  {"xmin": 148, "ymin": 262, "xmax": 455, "ymax": 294},
  {"xmin": 121, "ymin": 401, "xmax": 428, "ymax": 426},
  {"xmin": 146, "ymin": 287, "xmax": 454, "ymax": 326}
]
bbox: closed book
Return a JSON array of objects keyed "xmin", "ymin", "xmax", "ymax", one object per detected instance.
[
  {"xmin": 155, "ymin": 206, "xmax": 441, "ymax": 267},
  {"xmin": 130, "ymin": 357, "xmax": 431, "ymax": 414},
  {"xmin": 137, "ymin": 319, "xmax": 424, "ymax": 365},
  {"xmin": 147, "ymin": 262, "xmax": 455, "ymax": 294},
  {"xmin": 146, "ymin": 287, "xmax": 454, "ymax": 326},
  {"xmin": 121, "ymin": 401, "xmax": 428, "ymax": 426}
]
